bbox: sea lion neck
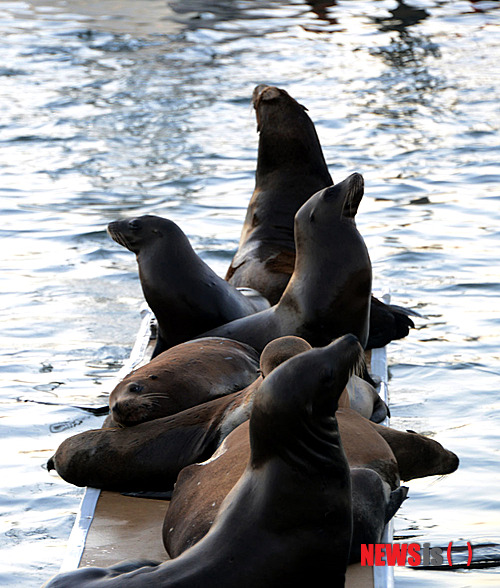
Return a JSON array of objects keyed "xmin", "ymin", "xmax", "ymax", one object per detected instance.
[{"xmin": 255, "ymin": 124, "xmax": 331, "ymax": 183}]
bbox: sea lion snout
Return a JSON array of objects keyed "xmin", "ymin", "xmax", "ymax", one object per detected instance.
[
  {"xmin": 320, "ymin": 173, "xmax": 364, "ymax": 217},
  {"xmin": 111, "ymin": 397, "xmax": 153, "ymax": 427},
  {"xmin": 442, "ymin": 449, "xmax": 460, "ymax": 474}
]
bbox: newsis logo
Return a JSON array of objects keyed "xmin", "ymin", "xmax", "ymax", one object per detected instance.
[{"xmin": 361, "ymin": 542, "xmax": 473, "ymax": 567}]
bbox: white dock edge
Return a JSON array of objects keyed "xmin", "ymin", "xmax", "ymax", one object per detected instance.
[
  {"xmin": 371, "ymin": 344, "xmax": 394, "ymax": 588},
  {"xmin": 59, "ymin": 306, "xmax": 154, "ymax": 572}
]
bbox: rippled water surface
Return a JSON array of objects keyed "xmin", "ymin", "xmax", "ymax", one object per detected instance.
[{"xmin": 1, "ymin": 1, "xmax": 499, "ymax": 586}]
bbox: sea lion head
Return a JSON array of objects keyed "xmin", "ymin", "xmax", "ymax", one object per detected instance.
[
  {"xmin": 259, "ymin": 335, "xmax": 312, "ymax": 377},
  {"xmin": 282, "ymin": 173, "xmax": 371, "ymax": 348},
  {"xmin": 107, "ymin": 215, "xmax": 186, "ymax": 255},
  {"xmin": 250, "ymin": 333, "xmax": 364, "ymax": 469},
  {"xmin": 251, "ymin": 84, "xmax": 331, "ymax": 179},
  {"xmin": 295, "ymin": 172, "xmax": 365, "ymax": 237},
  {"xmin": 108, "ymin": 338, "xmax": 261, "ymax": 427},
  {"xmin": 252, "ymin": 85, "xmax": 308, "ymax": 133},
  {"xmin": 108, "ymin": 372, "xmax": 167, "ymax": 427}
]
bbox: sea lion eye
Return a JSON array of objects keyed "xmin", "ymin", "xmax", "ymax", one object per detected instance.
[
  {"xmin": 129, "ymin": 383, "xmax": 143, "ymax": 393},
  {"xmin": 148, "ymin": 375, "xmax": 158, "ymax": 380},
  {"xmin": 128, "ymin": 219, "xmax": 140, "ymax": 231}
]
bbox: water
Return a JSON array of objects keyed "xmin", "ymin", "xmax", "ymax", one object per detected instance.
[{"xmin": 0, "ymin": 0, "xmax": 499, "ymax": 585}]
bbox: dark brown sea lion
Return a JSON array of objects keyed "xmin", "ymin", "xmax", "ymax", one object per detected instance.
[
  {"xmin": 107, "ymin": 215, "xmax": 270, "ymax": 357},
  {"xmin": 106, "ymin": 337, "xmax": 260, "ymax": 427},
  {"xmin": 164, "ymin": 406, "xmax": 458, "ymax": 560},
  {"xmin": 47, "ymin": 337, "xmax": 312, "ymax": 493},
  {"xmin": 225, "ymin": 84, "xmax": 416, "ymax": 349},
  {"xmin": 225, "ymin": 84, "xmax": 333, "ymax": 305},
  {"xmin": 44, "ymin": 336, "xmax": 359, "ymax": 588},
  {"xmin": 163, "ymin": 405, "xmax": 399, "ymax": 560},
  {"xmin": 369, "ymin": 422, "xmax": 460, "ymax": 482},
  {"xmin": 349, "ymin": 468, "xmax": 409, "ymax": 562},
  {"xmin": 201, "ymin": 173, "xmax": 372, "ymax": 352}
]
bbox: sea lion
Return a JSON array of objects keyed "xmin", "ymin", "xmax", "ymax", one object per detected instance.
[
  {"xmin": 225, "ymin": 84, "xmax": 333, "ymax": 305},
  {"xmin": 349, "ymin": 468, "xmax": 409, "ymax": 562},
  {"xmin": 48, "ymin": 383, "xmax": 259, "ymax": 492},
  {"xmin": 368, "ymin": 423, "xmax": 460, "ymax": 482},
  {"xmin": 44, "ymin": 336, "xmax": 359, "ymax": 588},
  {"xmin": 346, "ymin": 375, "xmax": 389, "ymax": 423},
  {"xmin": 224, "ymin": 84, "xmax": 416, "ymax": 349},
  {"xmin": 47, "ymin": 337, "xmax": 312, "ymax": 492},
  {"xmin": 106, "ymin": 337, "xmax": 260, "ymax": 427},
  {"xmin": 163, "ymin": 404, "xmax": 400, "ymax": 560},
  {"xmin": 200, "ymin": 173, "xmax": 372, "ymax": 352},
  {"xmin": 164, "ymin": 406, "xmax": 458, "ymax": 560},
  {"xmin": 107, "ymin": 215, "xmax": 270, "ymax": 357}
]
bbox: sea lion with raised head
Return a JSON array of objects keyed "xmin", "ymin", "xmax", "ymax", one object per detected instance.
[
  {"xmin": 225, "ymin": 85, "xmax": 416, "ymax": 349},
  {"xmin": 201, "ymin": 173, "xmax": 372, "ymax": 352},
  {"xmin": 106, "ymin": 337, "xmax": 260, "ymax": 427},
  {"xmin": 108, "ymin": 215, "xmax": 270, "ymax": 357},
  {"xmin": 47, "ymin": 337, "xmax": 312, "ymax": 493},
  {"xmin": 225, "ymin": 84, "xmax": 333, "ymax": 305},
  {"xmin": 44, "ymin": 336, "xmax": 359, "ymax": 588}
]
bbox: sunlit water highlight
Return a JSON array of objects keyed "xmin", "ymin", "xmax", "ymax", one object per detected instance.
[{"xmin": 1, "ymin": 1, "xmax": 499, "ymax": 586}]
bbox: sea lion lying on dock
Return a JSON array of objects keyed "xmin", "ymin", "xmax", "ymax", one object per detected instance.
[
  {"xmin": 47, "ymin": 337, "xmax": 313, "ymax": 492},
  {"xmin": 106, "ymin": 337, "xmax": 260, "ymax": 427},
  {"xmin": 106, "ymin": 332, "xmax": 387, "ymax": 428},
  {"xmin": 164, "ymin": 405, "xmax": 458, "ymax": 560}
]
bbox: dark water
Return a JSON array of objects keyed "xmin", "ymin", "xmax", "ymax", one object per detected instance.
[{"xmin": 1, "ymin": 1, "xmax": 499, "ymax": 586}]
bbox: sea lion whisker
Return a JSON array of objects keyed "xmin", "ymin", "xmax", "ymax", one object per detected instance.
[{"xmin": 110, "ymin": 231, "xmax": 131, "ymax": 250}]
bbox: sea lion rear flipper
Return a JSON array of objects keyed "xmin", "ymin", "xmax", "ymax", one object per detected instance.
[
  {"xmin": 367, "ymin": 296, "xmax": 417, "ymax": 349},
  {"xmin": 369, "ymin": 397, "xmax": 391, "ymax": 423},
  {"xmin": 385, "ymin": 486, "xmax": 409, "ymax": 524}
]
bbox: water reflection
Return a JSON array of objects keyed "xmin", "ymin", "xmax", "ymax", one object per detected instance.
[
  {"xmin": 358, "ymin": 2, "xmax": 444, "ymax": 137},
  {"xmin": 28, "ymin": 0, "xmax": 183, "ymax": 35},
  {"xmin": 2, "ymin": 1, "xmax": 500, "ymax": 587},
  {"xmin": 373, "ymin": 0, "xmax": 429, "ymax": 33},
  {"xmin": 304, "ymin": 0, "xmax": 339, "ymax": 26}
]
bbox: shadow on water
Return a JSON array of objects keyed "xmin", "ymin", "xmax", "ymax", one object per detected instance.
[
  {"xmin": 372, "ymin": 0, "xmax": 430, "ymax": 33},
  {"xmin": 304, "ymin": 1, "xmax": 340, "ymax": 27},
  {"xmin": 344, "ymin": 1, "xmax": 448, "ymax": 142},
  {"xmin": 303, "ymin": 0, "xmax": 429, "ymax": 31},
  {"xmin": 368, "ymin": 1, "xmax": 442, "ymax": 108}
]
